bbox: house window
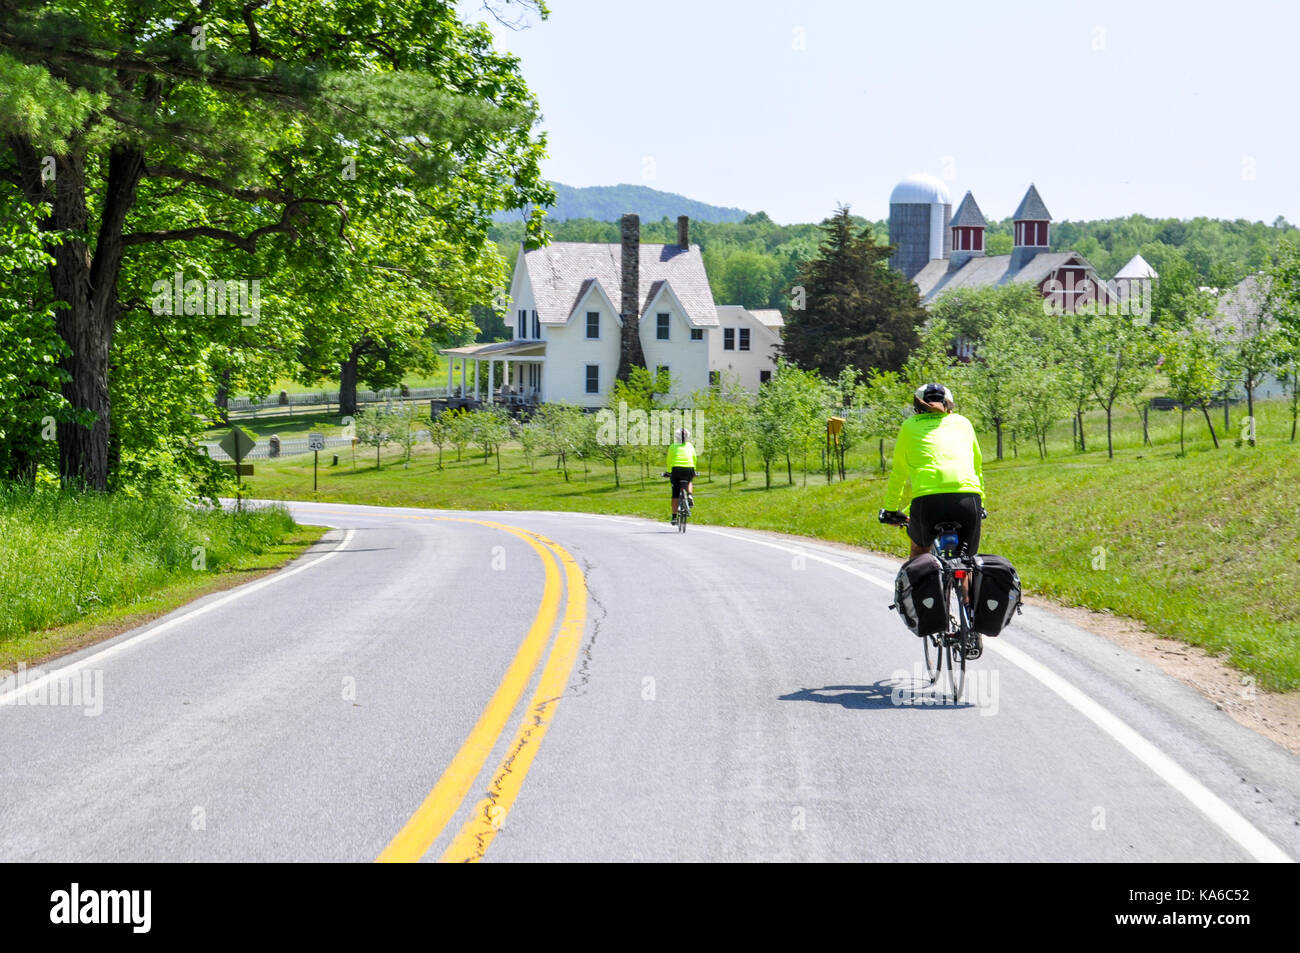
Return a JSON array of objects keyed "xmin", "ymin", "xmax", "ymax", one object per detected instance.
[
  {"xmin": 690, "ymin": 328, "xmax": 703, "ymax": 341},
  {"xmin": 656, "ymin": 313, "xmax": 670, "ymax": 340},
  {"xmin": 656, "ymin": 364, "xmax": 669, "ymax": 380},
  {"xmin": 532, "ymin": 311, "xmax": 540, "ymax": 338},
  {"xmin": 739, "ymin": 328, "xmax": 750, "ymax": 351},
  {"xmin": 585, "ymin": 364, "xmax": 599, "ymax": 394},
  {"xmin": 586, "ymin": 311, "xmax": 600, "ymax": 339},
  {"xmin": 724, "ymin": 328, "xmax": 735, "ymax": 350},
  {"xmin": 709, "ymin": 370, "xmax": 720, "ymax": 387},
  {"xmin": 760, "ymin": 370, "xmax": 772, "ymax": 384},
  {"xmin": 517, "ymin": 309, "xmax": 526, "ymax": 339}
]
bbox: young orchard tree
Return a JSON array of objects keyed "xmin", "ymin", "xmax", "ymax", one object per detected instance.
[{"xmin": 1158, "ymin": 327, "xmax": 1222, "ymax": 455}]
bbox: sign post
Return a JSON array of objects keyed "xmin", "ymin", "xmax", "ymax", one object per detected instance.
[
  {"xmin": 308, "ymin": 432, "xmax": 325, "ymax": 492},
  {"xmin": 219, "ymin": 425, "xmax": 256, "ymax": 510}
]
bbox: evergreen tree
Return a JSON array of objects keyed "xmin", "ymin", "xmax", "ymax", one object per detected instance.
[{"xmin": 780, "ymin": 206, "xmax": 924, "ymax": 376}]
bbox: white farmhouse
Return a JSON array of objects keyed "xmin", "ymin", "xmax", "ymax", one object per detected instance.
[
  {"xmin": 442, "ymin": 215, "xmax": 719, "ymax": 408},
  {"xmin": 710, "ymin": 306, "xmax": 783, "ymax": 390}
]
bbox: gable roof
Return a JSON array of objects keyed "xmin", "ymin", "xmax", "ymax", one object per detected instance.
[
  {"xmin": 1209, "ymin": 274, "xmax": 1277, "ymax": 340},
  {"xmin": 1114, "ymin": 253, "xmax": 1157, "ymax": 280},
  {"xmin": 521, "ymin": 241, "xmax": 719, "ymax": 327},
  {"xmin": 913, "ymin": 251, "xmax": 1098, "ymax": 304},
  {"xmin": 1011, "ymin": 183, "xmax": 1051, "ymax": 221},
  {"xmin": 949, "ymin": 191, "xmax": 987, "ymax": 228},
  {"xmin": 749, "ymin": 309, "xmax": 784, "ymax": 328}
]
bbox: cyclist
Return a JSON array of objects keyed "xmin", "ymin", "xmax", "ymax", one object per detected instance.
[
  {"xmin": 879, "ymin": 383, "xmax": 985, "ymax": 564},
  {"xmin": 666, "ymin": 427, "xmax": 696, "ymax": 527}
]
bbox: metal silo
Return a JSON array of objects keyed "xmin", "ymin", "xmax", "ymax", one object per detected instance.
[{"xmin": 888, "ymin": 173, "xmax": 952, "ymax": 279}]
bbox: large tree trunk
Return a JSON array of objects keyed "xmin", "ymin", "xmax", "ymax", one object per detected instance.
[
  {"xmin": 339, "ymin": 342, "xmax": 364, "ymax": 417},
  {"xmin": 21, "ymin": 142, "xmax": 146, "ymax": 490}
]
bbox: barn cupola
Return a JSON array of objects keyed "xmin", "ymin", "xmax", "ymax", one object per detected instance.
[
  {"xmin": 1010, "ymin": 183, "xmax": 1051, "ymax": 272},
  {"xmin": 948, "ymin": 191, "xmax": 987, "ymax": 270}
]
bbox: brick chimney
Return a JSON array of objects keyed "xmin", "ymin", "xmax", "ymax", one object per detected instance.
[
  {"xmin": 677, "ymin": 215, "xmax": 690, "ymax": 249},
  {"xmin": 617, "ymin": 213, "xmax": 646, "ymax": 381}
]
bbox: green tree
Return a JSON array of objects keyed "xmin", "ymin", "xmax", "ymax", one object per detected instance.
[
  {"xmin": 0, "ymin": 195, "xmax": 72, "ymax": 484},
  {"xmin": 1077, "ymin": 312, "xmax": 1155, "ymax": 459},
  {"xmin": 0, "ymin": 0, "xmax": 551, "ymax": 491},
  {"xmin": 781, "ymin": 206, "xmax": 925, "ymax": 376},
  {"xmin": 964, "ymin": 316, "xmax": 1029, "ymax": 461},
  {"xmin": 355, "ymin": 407, "xmax": 395, "ymax": 469},
  {"xmin": 1158, "ymin": 327, "xmax": 1221, "ymax": 455},
  {"xmin": 1209, "ymin": 275, "xmax": 1285, "ymax": 444}
]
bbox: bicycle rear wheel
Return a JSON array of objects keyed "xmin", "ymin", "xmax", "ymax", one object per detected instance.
[
  {"xmin": 940, "ymin": 639, "xmax": 966, "ymax": 702},
  {"xmin": 923, "ymin": 634, "xmax": 941, "ymax": 685}
]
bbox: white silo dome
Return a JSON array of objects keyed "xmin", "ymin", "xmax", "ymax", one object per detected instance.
[{"xmin": 889, "ymin": 173, "xmax": 952, "ymax": 206}]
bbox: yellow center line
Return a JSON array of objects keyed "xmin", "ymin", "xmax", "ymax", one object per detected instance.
[
  {"xmin": 439, "ymin": 529, "xmax": 589, "ymax": 863},
  {"xmin": 375, "ymin": 518, "xmax": 564, "ymax": 863}
]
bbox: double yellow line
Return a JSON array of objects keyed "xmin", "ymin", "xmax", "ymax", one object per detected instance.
[{"xmin": 376, "ymin": 518, "xmax": 588, "ymax": 863}]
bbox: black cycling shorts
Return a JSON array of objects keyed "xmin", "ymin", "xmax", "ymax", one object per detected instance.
[
  {"xmin": 670, "ymin": 466, "xmax": 695, "ymax": 499},
  {"xmin": 907, "ymin": 492, "xmax": 982, "ymax": 553}
]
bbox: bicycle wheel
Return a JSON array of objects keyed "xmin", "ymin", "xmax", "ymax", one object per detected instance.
[
  {"xmin": 923, "ymin": 633, "xmax": 941, "ymax": 685},
  {"xmin": 941, "ymin": 638, "xmax": 966, "ymax": 702},
  {"xmin": 678, "ymin": 504, "xmax": 688, "ymax": 532}
]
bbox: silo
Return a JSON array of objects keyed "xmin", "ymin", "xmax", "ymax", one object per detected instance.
[{"xmin": 888, "ymin": 173, "xmax": 952, "ymax": 279}]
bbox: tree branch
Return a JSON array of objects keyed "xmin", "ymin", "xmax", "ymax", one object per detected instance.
[{"xmin": 121, "ymin": 198, "xmax": 350, "ymax": 252}]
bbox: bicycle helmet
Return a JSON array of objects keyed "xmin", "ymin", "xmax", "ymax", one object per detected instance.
[{"xmin": 915, "ymin": 383, "xmax": 953, "ymax": 405}]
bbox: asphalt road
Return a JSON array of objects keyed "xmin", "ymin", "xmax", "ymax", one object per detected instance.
[{"xmin": 2, "ymin": 501, "xmax": 1297, "ymax": 862}]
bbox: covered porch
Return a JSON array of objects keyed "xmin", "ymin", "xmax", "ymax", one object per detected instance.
[{"xmin": 440, "ymin": 339, "xmax": 546, "ymax": 408}]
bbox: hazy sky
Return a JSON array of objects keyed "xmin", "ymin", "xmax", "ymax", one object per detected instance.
[{"xmin": 464, "ymin": 0, "xmax": 1298, "ymax": 226}]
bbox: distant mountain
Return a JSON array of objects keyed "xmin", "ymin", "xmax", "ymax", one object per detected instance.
[{"xmin": 495, "ymin": 182, "xmax": 751, "ymax": 224}]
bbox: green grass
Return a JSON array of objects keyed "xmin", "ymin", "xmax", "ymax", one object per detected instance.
[
  {"xmin": 0, "ymin": 490, "xmax": 322, "ymax": 667},
  {"xmin": 241, "ymin": 397, "xmax": 1300, "ymax": 692}
]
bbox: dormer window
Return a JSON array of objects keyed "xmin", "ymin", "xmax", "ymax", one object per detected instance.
[{"xmin": 656, "ymin": 313, "xmax": 670, "ymax": 340}]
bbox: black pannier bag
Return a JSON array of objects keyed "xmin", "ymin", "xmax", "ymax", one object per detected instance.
[
  {"xmin": 892, "ymin": 553, "xmax": 947, "ymax": 637},
  {"xmin": 971, "ymin": 554, "xmax": 1022, "ymax": 636}
]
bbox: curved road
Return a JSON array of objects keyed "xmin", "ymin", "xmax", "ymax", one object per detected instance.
[{"xmin": 2, "ymin": 501, "xmax": 1297, "ymax": 862}]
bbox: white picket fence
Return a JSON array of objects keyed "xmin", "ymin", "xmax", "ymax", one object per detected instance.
[{"xmin": 202, "ymin": 431, "xmax": 432, "ymax": 461}]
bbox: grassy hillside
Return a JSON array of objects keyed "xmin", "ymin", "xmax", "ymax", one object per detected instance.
[{"xmin": 239, "ymin": 399, "xmax": 1300, "ymax": 691}]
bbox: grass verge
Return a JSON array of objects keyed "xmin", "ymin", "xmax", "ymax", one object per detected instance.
[{"xmin": 0, "ymin": 490, "xmax": 323, "ymax": 669}]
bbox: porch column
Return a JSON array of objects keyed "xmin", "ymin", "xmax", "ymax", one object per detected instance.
[
  {"xmin": 459, "ymin": 357, "xmax": 466, "ymax": 397},
  {"xmin": 446, "ymin": 357, "xmax": 453, "ymax": 397}
]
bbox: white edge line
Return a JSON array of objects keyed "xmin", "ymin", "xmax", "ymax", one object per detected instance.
[
  {"xmin": 0, "ymin": 527, "xmax": 355, "ymax": 708},
  {"xmin": 698, "ymin": 525, "xmax": 1293, "ymax": 864}
]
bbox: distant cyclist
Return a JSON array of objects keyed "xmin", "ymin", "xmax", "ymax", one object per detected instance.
[
  {"xmin": 666, "ymin": 427, "xmax": 696, "ymax": 527},
  {"xmin": 879, "ymin": 383, "xmax": 985, "ymax": 561}
]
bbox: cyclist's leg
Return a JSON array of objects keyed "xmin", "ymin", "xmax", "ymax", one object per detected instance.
[{"xmin": 906, "ymin": 496, "xmax": 930, "ymax": 559}]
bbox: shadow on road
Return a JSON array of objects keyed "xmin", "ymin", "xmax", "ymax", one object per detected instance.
[{"xmin": 779, "ymin": 680, "xmax": 973, "ymax": 710}]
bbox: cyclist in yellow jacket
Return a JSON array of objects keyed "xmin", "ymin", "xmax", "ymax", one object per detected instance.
[
  {"xmin": 880, "ymin": 383, "xmax": 985, "ymax": 559},
  {"xmin": 666, "ymin": 427, "xmax": 696, "ymax": 526}
]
